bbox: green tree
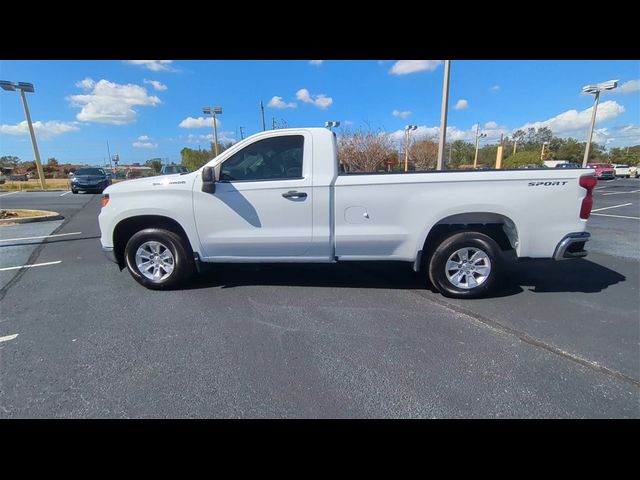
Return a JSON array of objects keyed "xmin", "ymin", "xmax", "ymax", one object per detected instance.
[
  {"xmin": 0, "ymin": 155, "xmax": 20, "ymax": 167},
  {"xmin": 502, "ymin": 150, "xmax": 543, "ymax": 169},
  {"xmin": 47, "ymin": 157, "xmax": 59, "ymax": 166},
  {"xmin": 145, "ymin": 158, "xmax": 163, "ymax": 173},
  {"xmin": 449, "ymin": 140, "xmax": 475, "ymax": 167},
  {"xmin": 556, "ymin": 138, "xmax": 584, "ymax": 162}
]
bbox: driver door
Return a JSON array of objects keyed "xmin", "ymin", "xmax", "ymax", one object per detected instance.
[{"xmin": 193, "ymin": 133, "xmax": 313, "ymax": 258}]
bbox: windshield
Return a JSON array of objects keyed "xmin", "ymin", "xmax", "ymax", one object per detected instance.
[{"xmin": 75, "ymin": 168, "xmax": 105, "ymax": 176}]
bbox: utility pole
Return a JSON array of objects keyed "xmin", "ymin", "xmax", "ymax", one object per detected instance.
[
  {"xmin": 448, "ymin": 143, "xmax": 452, "ymax": 163},
  {"xmin": 106, "ymin": 140, "xmax": 114, "ymax": 172},
  {"xmin": 19, "ymin": 89, "xmax": 46, "ymax": 188},
  {"xmin": 404, "ymin": 125, "xmax": 417, "ymax": 172},
  {"xmin": 240, "ymin": 126, "xmax": 244, "ymax": 140},
  {"xmin": 513, "ymin": 139, "xmax": 517, "ymax": 155},
  {"xmin": 540, "ymin": 142, "xmax": 549, "ymax": 161},
  {"xmin": 272, "ymin": 117, "xmax": 276, "ymax": 130},
  {"xmin": 496, "ymin": 133, "xmax": 504, "ymax": 169},
  {"xmin": 436, "ymin": 60, "xmax": 451, "ymax": 171},
  {"xmin": 582, "ymin": 91, "xmax": 600, "ymax": 167},
  {"xmin": 473, "ymin": 124, "xmax": 486, "ymax": 169},
  {"xmin": 260, "ymin": 101, "xmax": 266, "ymax": 131}
]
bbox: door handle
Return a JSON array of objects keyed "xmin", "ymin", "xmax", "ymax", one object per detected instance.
[{"xmin": 282, "ymin": 191, "xmax": 307, "ymax": 199}]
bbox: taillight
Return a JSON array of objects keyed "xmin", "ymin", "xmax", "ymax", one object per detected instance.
[
  {"xmin": 101, "ymin": 194, "xmax": 110, "ymax": 207},
  {"xmin": 579, "ymin": 175, "xmax": 597, "ymax": 219}
]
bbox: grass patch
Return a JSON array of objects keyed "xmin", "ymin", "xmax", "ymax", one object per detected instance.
[{"xmin": 1, "ymin": 179, "xmax": 71, "ymax": 190}]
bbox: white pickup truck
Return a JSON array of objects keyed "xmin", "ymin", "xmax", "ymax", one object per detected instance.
[{"xmin": 98, "ymin": 128, "xmax": 596, "ymax": 298}]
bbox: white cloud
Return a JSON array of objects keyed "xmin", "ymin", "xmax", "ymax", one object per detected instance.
[
  {"xmin": 344, "ymin": 120, "xmax": 354, "ymax": 126},
  {"xmin": 68, "ymin": 78, "xmax": 161, "ymax": 125},
  {"xmin": 124, "ymin": 60, "xmax": 175, "ymax": 72},
  {"xmin": 296, "ymin": 88, "xmax": 333, "ymax": 109},
  {"xmin": 0, "ymin": 120, "xmax": 80, "ymax": 140},
  {"xmin": 484, "ymin": 121, "xmax": 499, "ymax": 129},
  {"xmin": 309, "ymin": 60, "xmax": 323, "ymax": 66},
  {"xmin": 454, "ymin": 99, "xmax": 469, "ymax": 110},
  {"xmin": 518, "ymin": 100, "xmax": 625, "ymax": 136},
  {"xmin": 268, "ymin": 96, "xmax": 297, "ymax": 109},
  {"xmin": 388, "ymin": 122, "xmax": 509, "ymax": 145},
  {"xmin": 186, "ymin": 131, "xmax": 236, "ymax": 145},
  {"xmin": 389, "ymin": 60, "xmax": 442, "ymax": 75},
  {"xmin": 75, "ymin": 78, "xmax": 95, "ymax": 90},
  {"xmin": 143, "ymin": 79, "xmax": 168, "ymax": 91},
  {"xmin": 178, "ymin": 116, "xmax": 221, "ymax": 128},
  {"xmin": 609, "ymin": 79, "xmax": 639, "ymax": 94},
  {"xmin": 392, "ymin": 109, "xmax": 412, "ymax": 119},
  {"xmin": 491, "ymin": 85, "xmax": 500, "ymax": 91},
  {"xmin": 132, "ymin": 135, "xmax": 157, "ymax": 148}
]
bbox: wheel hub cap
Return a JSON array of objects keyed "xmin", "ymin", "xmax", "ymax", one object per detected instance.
[
  {"xmin": 445, "ymin": 247, "xmax": 491, "ymax": 289},
  {"xmin": 135, "ymin": 241, "xmax": 175, "ymax": 281}
]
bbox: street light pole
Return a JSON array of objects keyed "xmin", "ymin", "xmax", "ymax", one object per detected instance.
[
  {"xmin": 260, "ymin": 101, "xmax": 266, "ymax": 131},
  {"xmin": 18, "ymin": 88, "xmax": 46, "ymax": 189},
  {"xmin": 582, "ymin": 80, "xmax": 618, "ymax": 167},
  {"xmin": 1, "ymin": 81, "xmax": 46, "ymax": 189},
  {"xmin": 404, "ymin": 125, "xmax": 417, "ymax": 172},
  {"xmin": 540, "ymin": 141, "xmax": 549, "ymax": 161},
  {"xmin": 582, "ymin": 91, "xmax": 600, "ymax": 167},
  {"xmin": 203, "ymin": 106, "xmax": 223, "ymax": 157},
  {"xmin": 473, "ymin": 124, "xmax": 487, "ymax": 169},
  {"xmin": 436, "ymin": 60, "xmax": 451, "ymax": 171}
]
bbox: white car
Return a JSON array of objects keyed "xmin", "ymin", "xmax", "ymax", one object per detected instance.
[
  {"xmin": 611, "ymin": 164, "xmax": 630, "ymax": 178},
  {"xmin": 99, "ymin": 128, "xmax": 596, "ymax": 298}
]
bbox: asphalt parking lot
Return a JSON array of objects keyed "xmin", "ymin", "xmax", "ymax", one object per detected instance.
[{"xmin": 0, "ymin": 179, "xmax": 638, "ymax": 418}]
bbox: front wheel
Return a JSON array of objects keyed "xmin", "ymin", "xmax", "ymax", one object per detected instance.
[
  {"xmin": 124, "ymin": 228, "xmax": 195, "ymax": 289},
  {"xmin": 428, "ymin": 231, "xmax": 503, "ymax": 299}
]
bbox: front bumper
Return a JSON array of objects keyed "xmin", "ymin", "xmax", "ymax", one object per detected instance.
[
  {"xmin": 102, "ymin": 246, "xmax": 118, "ymax": 263},
  {"xmin": 553, "ymin": 232, "xmax": 590, "ymax": 260}
]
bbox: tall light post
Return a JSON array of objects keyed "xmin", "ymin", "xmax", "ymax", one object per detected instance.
[
  {"xmin": 260, "ymin": 100, "xmax": 266, "ymax": 131},
  {"xmin": 325, "ymin": 121, "xmax": 340, "ymax": 131},
  {"xmin": 540, "ymin": 141, "xmax": 549, "ymax": 161},
  {"xmin": 473, "ymin": 123, "xmax": 487, "ymax": 169},
  {"xmin": 404, "ymin": 125, "xmax": 418, "ymax": 172},
  {"xmin": 436, "ymin": 60, "xmax": 451, "ymax": 171},
  {"xmin": 202, "ymin": 106, "xmax": 222, "ymax": 156},
  {"xmin": 0, "ymin": 80, "xmax": 46, "ymax": 189},
  {"xmin": 582, "ymin": 80, "xmax": 618, "ymax": 167}
]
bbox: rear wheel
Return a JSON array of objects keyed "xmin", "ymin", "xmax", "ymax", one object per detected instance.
[
  {"xmin": 428, "ymin": 231, "xmax": 503, "ymax": 299},
  {"xmin": 124, "ymin": 228, "xmax": 195, "ymax": 289}
]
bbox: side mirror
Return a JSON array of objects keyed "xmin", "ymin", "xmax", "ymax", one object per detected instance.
[{"xmin": 202, "ymin": 166, "xmax": 216, "ymax": 194}]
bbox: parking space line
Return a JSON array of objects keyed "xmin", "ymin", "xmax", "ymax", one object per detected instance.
[
  {"xmin": 0, "ymin": 232, "xmax": 82, "ymax": 243},
  {"xmin": 602, "ymin": 190, "xmax": 640, "ymax": 196},
  {"xmin": 60, "ymin": 191, "xmax": 72, "ymax": 196},
  {"xmin": 0, "ymin": 191, "xmax": 20, "ymax": 197},
  {"xmin": 591, "ymin": 213, "xmax": 640, "ymax": 220},
  {"xmin": 0, "ymin": 334, "xmax": 19, "ymax": 343},
  {"xmin": 0, "ymin": 260, "xmax": 62, "ymax": 272},
  {"xmin": 591, "ymin": 203, "xmax": 633, "ymax": 213}
]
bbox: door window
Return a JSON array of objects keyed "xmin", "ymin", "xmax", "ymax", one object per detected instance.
[{"xmin": 220, "ymin": 135, "xmax": 304, "ymax": 182}]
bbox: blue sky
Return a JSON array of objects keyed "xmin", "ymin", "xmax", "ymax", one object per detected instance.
[{"xmin": 1, "ymin": 60, "xmax": 638, "ymax": 166}]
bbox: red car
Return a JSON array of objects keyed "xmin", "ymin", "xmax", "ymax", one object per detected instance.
[{"xmin": 587, "ymin": 163, "xmax": 615, "ymax": 180}]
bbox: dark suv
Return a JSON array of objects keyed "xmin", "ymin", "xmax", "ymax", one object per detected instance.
[{"xmin": 70, "ymin": 167, "xmax": 111, "ymax": 194}]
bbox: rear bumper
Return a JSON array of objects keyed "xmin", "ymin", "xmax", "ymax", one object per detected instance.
[
  {"xmin": 553, "ymin": 232, "xmax": 590, "ymax": 260},
  {"xmin": 102, "ymin": 246, "xmax": 118, "ymax": 263}
]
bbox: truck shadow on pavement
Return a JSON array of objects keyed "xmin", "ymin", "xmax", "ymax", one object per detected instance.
[{"xmin": 186, "ymin": 258, "xmax": 626, "ymax": 297}]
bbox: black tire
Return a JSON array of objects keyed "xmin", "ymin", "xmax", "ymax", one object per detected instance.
[
  {"xmin": 71, "ymin": 189, "xmax": 78, "ymax": 194},
  {"xmin": 124, "ymin": 228, "xmax": 195, "ymax": 290},
  {"xmin": 428, "ymin": 231, "xmax": 503, "ymax": 299}
]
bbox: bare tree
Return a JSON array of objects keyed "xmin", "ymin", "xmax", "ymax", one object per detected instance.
[
  {"xmin": 409, "ymin": 137, "xmax": 439, "ymax": 170},
  {"xmin": 338, "ymin": 128, "xmax": 397, "ymax": 172}
]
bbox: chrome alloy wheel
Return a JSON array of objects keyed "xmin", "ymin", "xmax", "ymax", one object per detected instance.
[
  {"xmin": 445, "ymin": 247, "xmax": 491, "ymax": 289},
  {"xmin": 135, "ymin": 241, "xmax": 175, "ymax": 281}
]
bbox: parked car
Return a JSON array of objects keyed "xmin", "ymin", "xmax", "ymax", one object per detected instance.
[
  {"xmin": 586, "ymin": 163, "xmax": 615, "ymax": 180},
  {"xmin": 160, "ymin": 165, "xmax": 189, "ymax": 175},
  {"xmin": 8, "ymin": 174, "xmax": 29, "ymax": 181},
  {"xmin": 70, "ymin": 167, "xmax": 111, "ymax": 194},
  {"xmin": 555, "ymin": 163, "xmax": 581, "ymax": 169},
  {"xmin": 99, "ymin": 127, "xmax": 596, "ymax": 299},
  {"xmin": 610, "ymin": 164, "xmax": 630, "ymax": 178}
]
